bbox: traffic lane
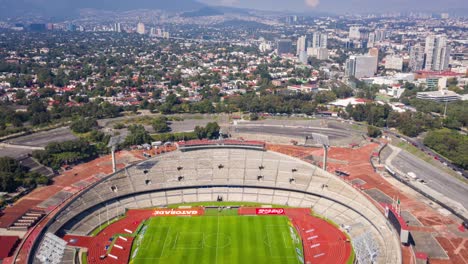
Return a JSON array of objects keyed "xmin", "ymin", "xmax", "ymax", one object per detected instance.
[
  {"xmin": 391, "ymin": 151, "xmax": 468, "ymax": 210},
  {"xmin": 385, "ymin": 130, "xmax": 466, "ymax": 177},
  {"xmin": 233, "ymin": 125, "xmax": 355, "ymax": 140}
]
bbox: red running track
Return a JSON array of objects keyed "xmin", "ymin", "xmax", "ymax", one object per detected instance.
[{"xmin": 238, "ymin": 207, "xmax": 352, "ymax": 264}]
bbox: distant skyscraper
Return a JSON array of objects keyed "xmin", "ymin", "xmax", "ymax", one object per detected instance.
[
  {"xmin": 349, "ymin": 26, "xmax": 361, "ymax": 40},
  {"xmin": 409, "ymin": 44, "xmax": 424, "ymax": 71},
  {"xmin": 312, "ymin": 32, "xmax": 328, "ymax": 48},
  {"xmin": 277, "ymin": 39, "xmax": 292, "ymax": 56},
  {"xmin": 296, "ymin": 36, "xmax": 307, "ymax": 56},
  {"xmin": 424, "ymin": 35, "xmax": 450, "ymax": 71},
  {"xmin": 299, "ymin": 51, "xmax": 308, "ymax": 65},
  {"xmin": 137, "ymin": 22, "xmax": 145, "ymax": 34},
  {"xmin": 367, "ymin": 33, "xmax": 376, "ymax": 48},
  {"xmin": 368, "ymin": 47, "xmax": 379, "ymax": 73},
  {"xmin": 114, "ymin": 23, "xmax": 121, "ymax": 33},
  {"xmin": 346, "ymin": 55, "xmax": 377, "ymax": 78},
  {"xmin": 441, "ymin": 13, "xmax": 449, "ymax": 19},
  {"xmin": 374, "ymin": 29, "xmax": 386, "ymax": 42}
]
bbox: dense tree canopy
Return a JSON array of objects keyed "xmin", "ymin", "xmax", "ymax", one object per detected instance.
[
  {"xmin": 0, "ymin": 157, "xmax": 49, "ymax": 192},
  {"xmin": 424, "ymin": 129, "xmax": 468, "ymax": 170},
  {"xmin": 32, "ymin": 140, "xmax": 98, "ymax": 170}
]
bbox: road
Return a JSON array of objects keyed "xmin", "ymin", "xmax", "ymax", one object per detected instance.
[
  {"xmin": 384, "ymin": 129, "xmax": 466, "ymax": 178},
  {"xmin": 382, "ymin": 146, "xmax": 468, "ymax": 214}
]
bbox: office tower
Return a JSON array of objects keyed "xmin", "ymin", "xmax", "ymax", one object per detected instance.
[
  {"xmin": 277, "ymin": 39, "xmax": 292, "ymax": 56},
  {"xmin": 312, "ymin": 32, "xmax": 328, "ymax": 48},
  {"xmin": 441, "ymin": 13, "xmax": 449, "ymax": 19},
  {"xmin": 299, "ymin": 51, "xmax": 308, "ymax": 64},
  {"xmin": 114, "ymin": 23, "xmax": 121, "ymax": 33},
  {"xmin": 424, "ymin": 35, "xmax": 450, "ymax": 71},
  {"xmin": 349, "ymin": 26, "xmax": 361, "ymax": 40},
  {"xmin": 367, "ymin": 33, "xmax": 376, "ymax": 48},
  {"xmin": 374, "ymin": 29, "xmax": 386, "ymax": 42},
  {"xmin": 137, "ymin": 22, "xmax": 145, "ymax": 34},
  {"xmin": 368, "ymin": 47, "xmax": 379, "ymax": 73},
  {"xmin": 409, "ymin": 44, "xmax": 424, "ymax": 71},
  {"xmin": 346, "ymin": 55, "xmax": 377, "ymax": 78},
  {"xmin": 296, "ymin": 36, "xmax": 307, "ymax": 56}
]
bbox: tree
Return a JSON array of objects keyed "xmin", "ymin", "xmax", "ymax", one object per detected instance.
[
  {"xmin": 367, "ymin": 125, "xmax": 382, "ymax": 138},
  {"xmin": 205, "ymin": 122, "xmax": 220, "ymax": 139},
  {"xmin": 122, "ymin": 125, "xmax": 152, "ymax": 147},
  {"xmin": 250, "ymin": 113, "xmax": 259, "ymax": 121},
  {"xmin": 152, "ymin": 116, "xmax": 170, "ymax": 133},
  {"xmin": 70, "ymin": 118, "xmax": 97, "ymax": 133}
]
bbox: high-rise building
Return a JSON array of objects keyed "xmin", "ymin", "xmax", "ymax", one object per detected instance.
[
  {"xmin": 277, "ymin": 39, "xmax": 292, "ymax": 56},
  {"xmin": 296, "ymin": 36, "xmax": 307, "ymax": 56},
  {"xmin": 441, "ymin": 13, "xmax": 449, "ymax": 19},
  {"xmin": 409, "ymin": 44, "xmax": 424, "ymax": 71},
  {"xmin": 114, "ymin": 23, "xmax": 121, "ymax": 33},
  {"xmin": 299, "ymin": 51, "xmax": 308, "ymax": 64},
  {"xmin": 367, "ymin": 33, "xmax": 376, "ymax": 48},
  {"xmin": 312, "ymin": 32, "xmax": 328, "ymax": 48},
  {"xmin": 374, "ymin": 29, "xmax": 386, "ymax": 42},
  {"xmin": 137, "ymin": 22, "xmax": 145, "ymax": 35},
  {"xmin": 346, "ymin": 55, "xmax": 377, "ymax": 78},
  {"xmin": 424, "ymin": 35, "xmax": 450, "ymax": 71},
  {"xmin": 307, "ymin": 47, "xmax": 329, "ymax": 60},
  {"xmin": 368, "ymin": 47, "xmax": 379, "ymax": 73},
  {"xmin": 349, "ymin": 26, "xmax": 361, "ymax": 40}
]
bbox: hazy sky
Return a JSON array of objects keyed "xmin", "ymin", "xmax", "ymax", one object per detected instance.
[{"xmin": 198, "ymin": 0, "xmax": 468, "ymax": 13}]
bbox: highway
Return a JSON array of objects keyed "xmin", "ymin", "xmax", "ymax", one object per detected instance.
[
  {"xmin": 383, "ymin": 129, "xmax": 467, "ymax": 178},
  {"xmin": 382, "ymin": 146, "xmax": 468, "ymax": 216}
]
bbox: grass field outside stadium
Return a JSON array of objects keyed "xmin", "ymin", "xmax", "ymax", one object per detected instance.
[{"xmin": 129, "ymin": 211, "xmax": 304, "ymax": 264}]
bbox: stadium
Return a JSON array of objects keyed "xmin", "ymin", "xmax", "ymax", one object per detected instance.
[{"xmin": 25, "ymin": 140, "xmax": 402, "ymax": 264}]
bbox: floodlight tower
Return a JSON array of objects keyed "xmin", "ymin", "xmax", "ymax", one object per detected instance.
[
  {"xmin": 311, "ymin": 133, "xmax": 330, "ymax": 171},
  {"xmin": 107, "ymin": 135, "xmax": 122, "ymax": 173}
]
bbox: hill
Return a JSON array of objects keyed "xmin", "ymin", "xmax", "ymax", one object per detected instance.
[{"xmin": 0, "ymin": 0, "xmax": 204, "ymax": 19}]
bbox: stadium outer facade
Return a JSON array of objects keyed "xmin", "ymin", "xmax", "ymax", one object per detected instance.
[{"xmin": 26, "ymin": 140, "xmax": 402, "ymax": 264}]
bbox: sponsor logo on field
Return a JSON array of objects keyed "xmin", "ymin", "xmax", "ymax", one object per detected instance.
[
  {"xmin": 255, "ymin": 208, "xmax": 285, "ymax": 215},
  {"xmin": 152, "ymin": 209, "xmax": 201, "ymax": 216}
]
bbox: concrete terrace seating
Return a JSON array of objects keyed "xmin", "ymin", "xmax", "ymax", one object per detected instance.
[{"xmin": 30, "ymin": 148, "xmax": 401, "ymax": 264}]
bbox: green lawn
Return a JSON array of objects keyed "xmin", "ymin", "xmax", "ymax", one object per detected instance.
[{"xmin": 130, "ymin": 215, "xmax": 303, "ymax": 264}]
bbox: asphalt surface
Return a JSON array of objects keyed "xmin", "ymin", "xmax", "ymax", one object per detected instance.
[
  {"xmin": 388, "ymin": 149, "xmax": 468, "ymax": 211},
  {"xmin": 384, "ymin": 129, "xmax": 467, "ymax": 178},
  {"xmin": 233, "ymin": 125, "xmax": 352, "ymax": 139},
  {"xmin": 8, "ymin": 127, "xmax": 77, "ymax": 147}
]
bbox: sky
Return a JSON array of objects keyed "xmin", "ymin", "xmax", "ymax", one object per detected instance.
[{"xmin": 198, "ymin": 0, "xmax": 468, "ymax": 13}]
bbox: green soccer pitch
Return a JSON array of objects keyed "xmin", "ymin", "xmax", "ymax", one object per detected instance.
[{"xmin": 129, "ymin": 215, "xmax": 304, "ymax": 264}]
